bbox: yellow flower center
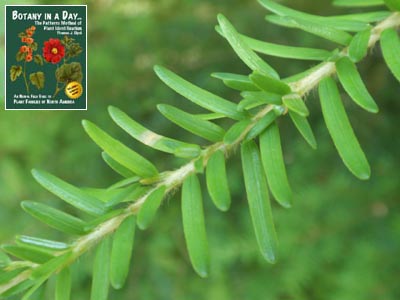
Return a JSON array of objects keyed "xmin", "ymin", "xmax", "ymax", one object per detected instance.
[{"xmin": 51, "ymin": 47, "xmax": 58, "ymax": 54}]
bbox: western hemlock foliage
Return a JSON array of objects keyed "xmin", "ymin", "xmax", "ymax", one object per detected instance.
[{"xmin": 1, "ymin": 1, "xmax": 400, "ymax": 299}]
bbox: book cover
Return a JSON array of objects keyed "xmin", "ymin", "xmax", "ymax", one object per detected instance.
[{"xmin": 5, "ymin": 5, "xmax": 87, "ymax": 110}]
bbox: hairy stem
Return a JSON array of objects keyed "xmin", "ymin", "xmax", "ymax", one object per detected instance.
[{"xmin": 2, "ymin": 11, "xmax": 400, "ymax": 295}]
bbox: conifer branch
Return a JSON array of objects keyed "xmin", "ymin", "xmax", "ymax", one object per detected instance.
[{"xmin": 1, "ymin": 4, "xmax": 400, "ymax": 299}]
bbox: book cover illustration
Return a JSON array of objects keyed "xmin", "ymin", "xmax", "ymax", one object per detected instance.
[{"xmin": 5, "ymin": 5, "xmax": 87, "ymax": 110}]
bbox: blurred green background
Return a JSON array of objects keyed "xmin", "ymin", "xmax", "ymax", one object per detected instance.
[{"xmin": 1, "ymin": 0, "xmax": 399, "ymax": 299}]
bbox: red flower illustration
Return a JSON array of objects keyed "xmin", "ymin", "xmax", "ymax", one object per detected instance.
[
  {"xmin": 43, "ymin": 38, "xmax": 65, "ymax": 64},
  {"xmin": 20, "ymin": 45, "xmax": 29, "ymax": 53}
]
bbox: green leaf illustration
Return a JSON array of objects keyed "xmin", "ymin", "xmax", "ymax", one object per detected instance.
[
  {"xmin": 10, "ymin": 65, "xmax": 23, "ymax": 81},
  {"xmin": 33, "ymin": 54, "xmax": 44, "ymax": 66},
  {"xmin": 55, "ymin": 62, "xmax": 83, "ymax": 83},
  {"xmin": 29, "ymin": 72, "xmax": 45, "ymax": 90},
  {"xmin": 16, "ymin": 51, "xmax": 26, "ymax": 62},
  {"xmin": 30, "ymin": 42, "xmax": 38, "ymax": 51}
]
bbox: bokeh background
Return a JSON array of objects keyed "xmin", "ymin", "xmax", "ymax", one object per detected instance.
[{"xmin": 1, "ymin": 0, "xmax": 399, "ymax": 299}]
